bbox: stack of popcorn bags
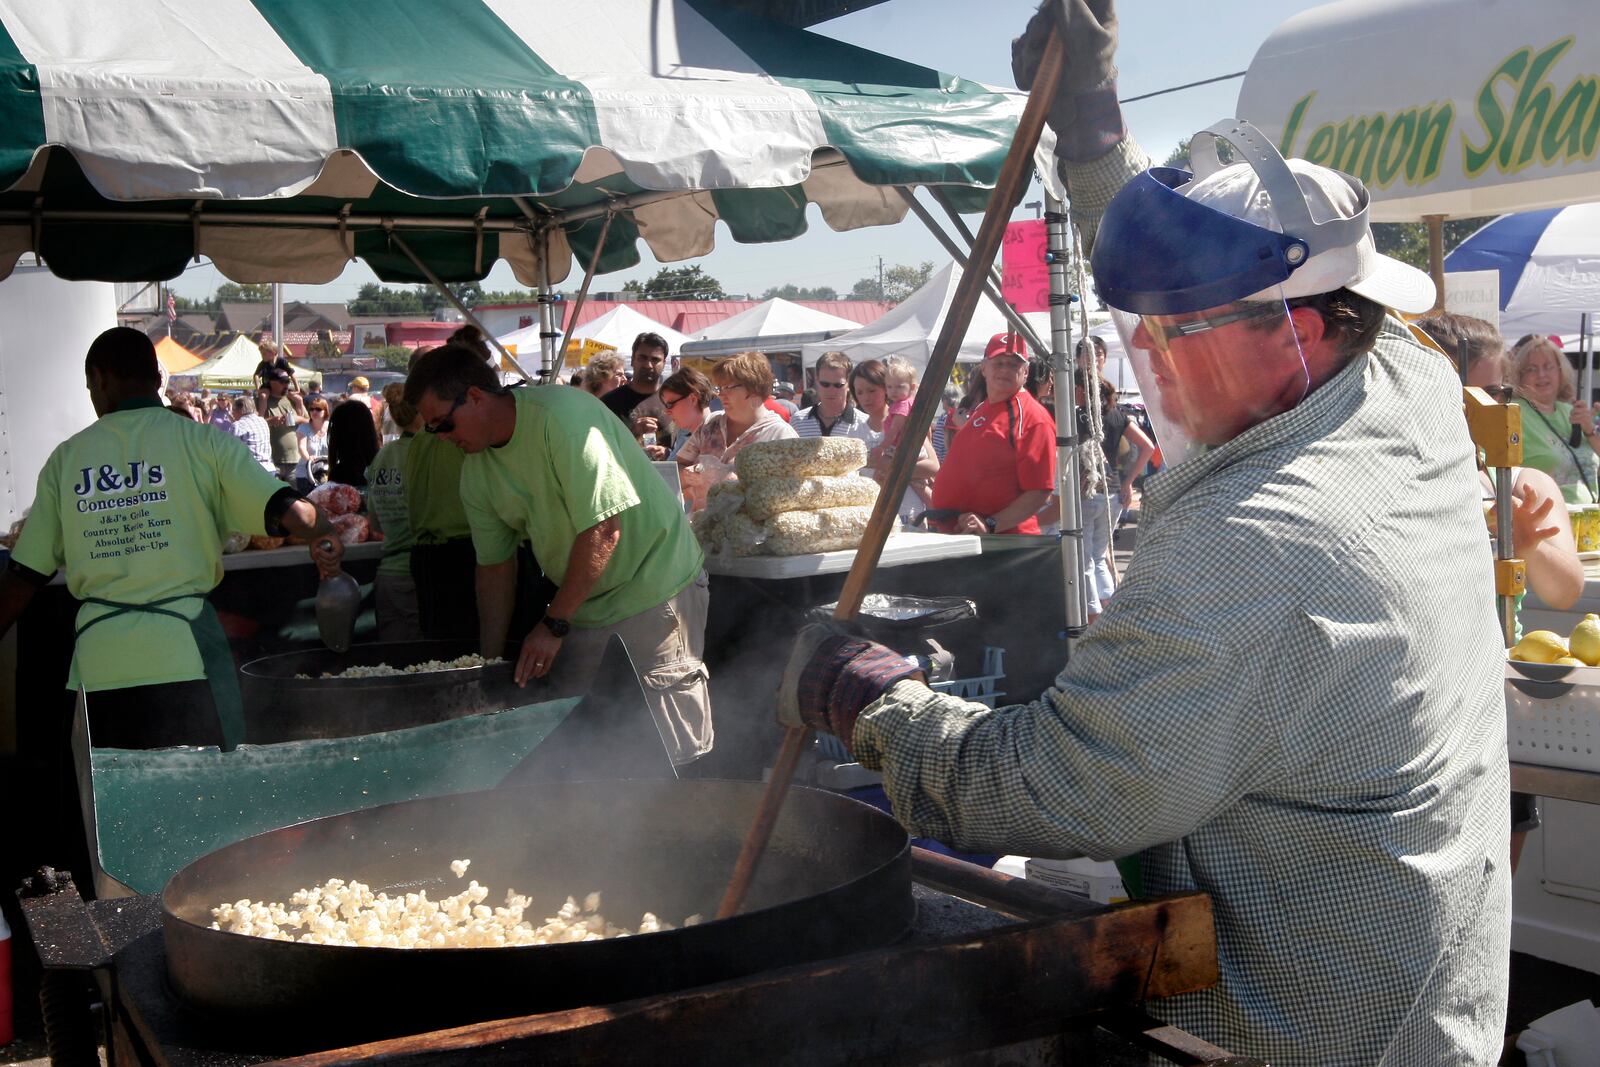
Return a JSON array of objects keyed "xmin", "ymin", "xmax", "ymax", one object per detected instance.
[{"xmin": 694, "ymin": 438, "xmax": 880, "ymax": 556}]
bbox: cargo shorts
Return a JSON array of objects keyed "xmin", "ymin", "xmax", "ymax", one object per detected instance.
[{"xmin": 556, "ymin": 571, "xmax": 712, "ymax": 765}]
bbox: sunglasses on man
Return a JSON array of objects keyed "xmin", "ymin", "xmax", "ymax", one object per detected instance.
[{"xmin": 425, "ymin": 394, "xmax": 467, "ymax": 435}]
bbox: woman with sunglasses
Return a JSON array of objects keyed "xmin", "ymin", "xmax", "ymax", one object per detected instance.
[
  {"xmin": 1507, "ymin": 332, "xmax": 1599, "ymax": 505},
  {"xmin": 293, "ymin": 397, "xmax": 331, "ymax": 493},
  {"xmin": 675, "ymin": 353, "xmax": 795, "ymax": 509}
]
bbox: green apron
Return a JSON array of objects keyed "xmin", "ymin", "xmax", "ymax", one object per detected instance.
[{"xmin": 74, "ymin": 594, "xmax": 245, "ymax": 750}]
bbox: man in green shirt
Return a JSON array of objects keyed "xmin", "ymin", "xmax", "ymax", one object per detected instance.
[
  {"xmin": 259, "ymin": 367, "xmax": 301, "ymax": 481},
  {"xmin": 401, "ymin": 422, "xmax": 479, "ymax": 639},
  {"xmin": 0, "ymin": 328, "xmax": 342, "ymax": 750},
  {"xmin": 406, "ymin": 343, "xmax": 712, "ymax": 764}
]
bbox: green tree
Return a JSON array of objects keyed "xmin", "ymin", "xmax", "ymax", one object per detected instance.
[
  {"xmin": 761, "ymin": 283, "xmax": 839, "ymax": 301},
  {"xmin": 417, "ymin": 282, "xmax": 484, "ymax": 314},
  {"xmin": 369, "ymin": 345, "xmax": 415, "ymax": 372},
  {"xmin": 621, "ymin": 265, "xmax": 726, "ymax": 300},
  {"xmin": 1163, "ymin": 139, "xmax": 1191, "ymax": 170},
  {"xmin": 347, "ymin": 283, "xmax": 425, "ymax": 316},
  {"xmin": 170, "ymin": 292, "xmax": 218, "ymax": 313},
  {"xmin": 214, "ymin": 281, "xmax": 273, "ymax": 304},
  {"xmin": 849, "ymin": 261, "xmax": 933, "ymax": 303},
  {"xmin": 477, "ymin": 288, "xmax": 540, "ymax": 306},
  {"xmin": 1371, "ymin": 217, "xmax": 1491, "ymax": 272}
]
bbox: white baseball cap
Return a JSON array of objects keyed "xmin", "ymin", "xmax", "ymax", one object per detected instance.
[{"xmin": 1179, "ymin": 124, "xmax": 1436, "ymax": 314}]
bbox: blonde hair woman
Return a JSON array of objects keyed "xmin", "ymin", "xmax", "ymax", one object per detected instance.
[
  {"xmin": 1510, "ymin": 333, "xmax": 1598, "ymax": 504},
  {"xmin": 584, "ymin": 351, "xmax": 627, "ymax": 396}
]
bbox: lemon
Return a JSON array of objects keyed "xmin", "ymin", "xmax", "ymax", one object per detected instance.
[
  {"xmin": 1510, "ymin": 630, "xmax": 1571, "ymax": 664},
  {"xmin": 1570, "ymin": 614, "xmax": 1600, "ymax": 666},
  {"xmin": 1556, "ymin": 656, "xmax": 1588, "ymax": 667}
]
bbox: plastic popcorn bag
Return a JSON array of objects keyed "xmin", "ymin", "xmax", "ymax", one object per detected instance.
[{"xmin": 742, "ymin": 475, "xmax": 880, "ymax": 521}]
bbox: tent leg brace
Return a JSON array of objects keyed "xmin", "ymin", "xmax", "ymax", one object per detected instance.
[
  {"xmin": 548, "ymin": 211, "xmax": 616, "ymax": 386},
  {"xmin": 382, "ymin": 223, "xmax": 534, "ymax": 381}
]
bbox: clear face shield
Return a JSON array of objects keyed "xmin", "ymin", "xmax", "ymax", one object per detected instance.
[
  {"xmin": 1090, "ymin": 119, "xmax": 1370, "ymax": 468},
  {"xmin": 1107, "ymin": 289, "xmax": 1306, "ymax": 465}
]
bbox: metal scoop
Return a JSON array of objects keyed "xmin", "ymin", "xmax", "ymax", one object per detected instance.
[{"xmin": 314, "ymin": 539, "xmax": 362, "ymax": 653}]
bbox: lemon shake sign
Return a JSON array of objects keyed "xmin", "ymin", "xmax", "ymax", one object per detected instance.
[
  {"xmin": 1277, "ymin": 37, "xmax": 1597, "ymax": 191},
  {"xmin": 1239, "ymin": 0, "xmax": 1599, "ymax": 221}
]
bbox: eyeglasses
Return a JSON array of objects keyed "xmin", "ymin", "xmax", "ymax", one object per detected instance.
[
  {"xmin": 1140, "ymin": 304, "xmax": 1281, "ymax": 350},
  {"xmin": 661, "ymin": 393, "xmax": 688, "ymax": 411},
  {"xmin": 712, "ymin": 384, "xmax": 745, "ymax": 397},
  {"xmin": 816, "ymin": 379, "xmax": 847, "ymax": 389},
  {"xmin": 424, "ymin": 394, "xmax": 467, "ymax": 435},
  {"xmin": 1481, "ymin": 384, "xmax": 1515, "ymax": 402}
]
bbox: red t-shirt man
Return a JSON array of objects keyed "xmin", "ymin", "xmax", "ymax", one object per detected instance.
[{"xmin": 931, "ymin": 334, "xmax": 1056, "ymax": 535}]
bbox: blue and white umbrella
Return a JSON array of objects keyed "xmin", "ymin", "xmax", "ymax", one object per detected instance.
[{"xmin": 1445, "ymin": 204, "xmax": 1600, "ymax": 346}]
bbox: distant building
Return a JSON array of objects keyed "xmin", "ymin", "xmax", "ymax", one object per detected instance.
[{"xmin": 213, "ymin": 301, "xmax": 354, "ymax": 357}]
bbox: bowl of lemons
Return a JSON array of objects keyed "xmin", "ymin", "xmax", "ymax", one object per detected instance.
[{"xmin": 1508, "ymin": 614, "xmax": 1600, "ymax": 681}]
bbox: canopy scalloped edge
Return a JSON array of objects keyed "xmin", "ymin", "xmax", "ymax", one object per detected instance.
[{"xmin": 0, "ymin": 139, "xmax": 1061, "ymax": 287}]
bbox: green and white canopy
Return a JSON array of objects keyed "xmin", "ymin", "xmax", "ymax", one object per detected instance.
[{"xmin": 0, "ymin": 0, "xmax": 1035, "ymax": 285}]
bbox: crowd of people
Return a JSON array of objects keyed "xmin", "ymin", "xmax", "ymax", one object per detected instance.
[
  {"xmin": 161, "ymin": 344, "xmax": 394, "ymax": 494},
  {"xmin": 557, "ymin": 328, "xmax": 1151, "ymax": 616}
]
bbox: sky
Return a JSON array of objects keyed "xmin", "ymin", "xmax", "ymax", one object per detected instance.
[{"xmin": 166, "ymin": 0, "xmax": 1330, "ymax": 306}]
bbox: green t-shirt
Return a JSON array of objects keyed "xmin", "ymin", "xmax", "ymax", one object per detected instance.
[
  {"xmin": 460, "ymin": 387, "xmax": 703, "ymax": 628},
  {"xmin": 1514, "ymin": 398, "xmax": 1598, "ymax": 505},
  {"xmin": 12, "ymin": 397, "xmax": 284, "ymax": 691},
  {"xmin": 265, "ymin": 394, "xmax": 299, "ymax": 465},
  {"xmin": 401, "ymin": 429, "xmax": 471, "ymax": 544},
  {"xmin": 365, "ymin": 435, "xmax": 415, "ymax": 577}
]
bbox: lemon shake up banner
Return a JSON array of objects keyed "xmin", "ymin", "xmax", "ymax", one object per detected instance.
[{"xmin": 1239, "ymin": 0, "xmax": 1599, "ymax": 221}]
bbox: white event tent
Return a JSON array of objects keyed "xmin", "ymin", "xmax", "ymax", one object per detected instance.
[
  {"xmin": 679, "ymin": 297, "xmax": 861, "ymax": 360},
  {"xmin": 169, "ymin": 335, "xmax": 313, "ymax": 391},
  {"xmin": 498, "ymin": 304, "xmax": 692, "ymax": 361},
  {"xmin": 798, "ymin": 262, "xmax": 1135, "ymax": 389}
]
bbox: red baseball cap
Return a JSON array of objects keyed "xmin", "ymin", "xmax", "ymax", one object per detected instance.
[{"xmin": 984, "ymin": 333, "xmax": 1027, "ymax": 360}]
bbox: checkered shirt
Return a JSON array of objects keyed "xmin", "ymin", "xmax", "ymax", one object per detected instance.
[
  {"xmin": 792, "ymin": 404, "xmax": 874, "ymax": 443},
  {"xmin": 854, "ymin": 320, "xmax": 1511, "ymax": 1065},
  {"xmin": 229, "ymin": 412, "xmax": 274, "ymax": 472}
]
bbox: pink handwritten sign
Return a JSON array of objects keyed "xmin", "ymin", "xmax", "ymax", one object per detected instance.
[{"xmin": 1001, "ymin": 219, "xmax": 1050, "ymax": 314}]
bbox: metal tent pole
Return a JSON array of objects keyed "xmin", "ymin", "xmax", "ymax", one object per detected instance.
[
  {"xmin": 1046, "ymin": 193, "xmax": 1088, "ymax": 644},
  {"xmin": 538, "ymin": 227, "xmax": 560, "ymax": 382},
  {"xmin": 895, "ymin": 189, "xmax": 1049, "ymax": 358},
  {"xmin": 381, "ymin": 224, "xmax": 533, "ymax": 380},
  {"xmin": 548, "ymin": 211, "xmax": 616, "ymax": 387},
  {"xmin": 1583, "ymin": 312, "xmax": 1594, "ymax": 414},
  {"xmin": 272, "ymin": 283, "xmax": 284, "ymax": 358}
]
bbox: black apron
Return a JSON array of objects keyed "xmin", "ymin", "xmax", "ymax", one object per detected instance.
[{"xmin": 74, "ymin": 593, "xmax": 244, "ymax": 750}]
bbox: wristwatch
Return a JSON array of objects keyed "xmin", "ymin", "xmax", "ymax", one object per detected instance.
[
  {"xmin": 982, "ymin": 516, "xmax": 997, "ymax": 533},
  {"xmin": 540, "ymin": 614, "xmax": 571, "ymax": 638}
]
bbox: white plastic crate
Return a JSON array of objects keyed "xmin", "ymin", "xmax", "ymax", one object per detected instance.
[
  {"xmin": 1505, "ymin": 660, "xmax": 1600, "ymax": 773},
  {"xmin": 930, "ymin": 646, "xmax": 1006, "ymax": 709}
]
